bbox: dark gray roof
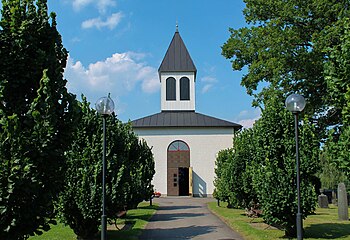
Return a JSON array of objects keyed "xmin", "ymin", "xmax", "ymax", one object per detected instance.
[
  {"xmin": 131, "ymin": 111, "xmax": 242, "ymax": 129},
  {"xmin": 158, "ymin": 31, "xmax": 197, "ymax": 75}
]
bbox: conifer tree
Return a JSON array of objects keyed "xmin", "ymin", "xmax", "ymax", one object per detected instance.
[
  {"xmin": 57, "ymin": 97, "xmax": 154, "ymax": 239},
  {"xmin": 0, "ymin": 1, "xmax": 79, "ymax": 239}
]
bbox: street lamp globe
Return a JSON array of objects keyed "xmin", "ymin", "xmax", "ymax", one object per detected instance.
[
  {"xmin": 95, "ymin": 96, "xmax": 115, "ymax": 115},
  {"xmin": 285, "ymin": 94, "xmax": 306, "ymax": 113}
]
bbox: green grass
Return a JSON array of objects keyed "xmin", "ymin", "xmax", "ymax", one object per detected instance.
[
  {"xmin": 208, "ymin": 202, "xmax": 350, "ymax": 240},
  {"xmin": 29, "ymin": 202, "xmax": 158, "ymax": 240},
  {"xmin": 107, "ymin": 202, "xmax": 158, "ymax": 240},
  {"xmin": 29, "ymin": 223, "xmax": 75, "ymax": 240}
]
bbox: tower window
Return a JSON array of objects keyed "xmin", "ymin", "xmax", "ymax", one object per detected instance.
[
  {"xmin": 166, "ymin": 77, "xmax": 176, "ymax": 100},
  {"xmin": 180, "ymin": 77, "xmax": 190, "ymax": 100}
]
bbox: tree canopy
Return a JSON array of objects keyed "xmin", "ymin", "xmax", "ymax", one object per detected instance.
[
  {"xmin": 0, "ymin": 0, "xmax": 79, "ymax": 239},
  {"xmin": 222, "ymin": 0, "xmax": 350, "ymax": 137}
]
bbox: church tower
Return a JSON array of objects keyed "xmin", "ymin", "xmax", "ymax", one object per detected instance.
[
  {"xmin": 131, "ymin": 28, "xmax": 242, "ymax": 197},
  {"xmin": 158, "ymin": 28, "xmax": 197, "ymax": 111}
]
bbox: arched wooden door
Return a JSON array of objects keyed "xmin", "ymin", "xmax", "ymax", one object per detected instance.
[{"xmin": 167, "ymin": 140, "xmax": 190, "ymax": 196}]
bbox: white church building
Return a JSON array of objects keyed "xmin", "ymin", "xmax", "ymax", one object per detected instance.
[{"xmin": 131, "ymin": 29, "xmax": 242, "ymax": 197}]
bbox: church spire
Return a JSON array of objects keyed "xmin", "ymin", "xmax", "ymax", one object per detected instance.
[
  {"xmin": 159, "ymin": 29, "xmax": 196, "ymax": 112},
  {"xmin": 158, "ymin": 29, "xmax": 197, "ymax": 76}
]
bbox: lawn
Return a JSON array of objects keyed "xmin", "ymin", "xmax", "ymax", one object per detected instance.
[
  {"xmin": 208, "ymin": 202, "xmax": 350, "ymax": 240},
  {"xmin": 29, "ymin": 202, "xmax": 158, "ymax": 240}
]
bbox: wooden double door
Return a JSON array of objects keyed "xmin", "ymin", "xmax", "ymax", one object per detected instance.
[
  {"xmin": 168, "ymin": 167, "xmax": 193, "ymax": 196},
  {"xmin": 167, "ymin": 141, "xmax": 192, "ymax": 196}
]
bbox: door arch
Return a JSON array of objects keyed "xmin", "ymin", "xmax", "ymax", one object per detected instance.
[{"xmin": 167, "ymin": 140, "xmax": 190, "ymax": 196}]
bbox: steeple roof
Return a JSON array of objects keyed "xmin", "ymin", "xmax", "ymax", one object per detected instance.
[{"xmin": 158, "ymin": 30, "xmax": 197, "ymax": 75}]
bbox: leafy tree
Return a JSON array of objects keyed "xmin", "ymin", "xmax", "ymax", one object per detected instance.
[
  {"xmin": 324, "ymin": 17, "xmax": 350, "ymax": 180},
  {"xmin": 235, "ymin": 128, "xmax": 258, "ymax": 208},
  {"xmin": 57, "ymin": 97, "xmax": 154, "ymax": 239},
  {"xmin": 214, "ymin": 90, "xmax": 320, "ymax": 237},
  {"xmin": 214, "ymin": 128, "xmax": 258, "ymax": 208},
  {"xmin": 0, "ymin": 1, "xmax": 79, "ymax": 239},
  {"xmin": 326, "ymin": 126, "xmax": 350, "ymax": 181},
  {"xmin": 251, "ymin": 91, "xmax": 319, "ymax": 237},
  {"xmin": 220, "ymin": 0, "xmax": 349, "ymax": 236},
  {"xmin": 323, "ymin": 17, "xmax": 350, "ymax": 126},
  {"xmin": 317, "ymin": 151, "xmax": 347, "ymax": 190},
  {"xmin": 124, "ymin": 138, "xmax": 155, "ymax": 209},
  {"xmin": 214, "ymin": 148, "xmax": 236, "ymax": 207},
  {"xmin": 222, "ymin": 0, "xmax": 349, "ymax": 137}
]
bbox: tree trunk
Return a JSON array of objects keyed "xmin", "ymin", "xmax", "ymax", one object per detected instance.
[{"xmin": 284, "ymin": 224, "xmax": 297, "ymax": 238}]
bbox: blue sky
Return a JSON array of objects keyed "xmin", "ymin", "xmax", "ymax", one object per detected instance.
[{"xmin": 3, "ymin": 0, "xmax": 261, "ymax": 127}]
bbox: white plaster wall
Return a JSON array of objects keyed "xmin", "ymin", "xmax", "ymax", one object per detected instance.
[
  {"xmin": 134, "ymin": 127, "xmax": 234, "ymax": 196},
  {"xmin": 160, "ymin": 72, "xmax": 195, "ymax": 111}
]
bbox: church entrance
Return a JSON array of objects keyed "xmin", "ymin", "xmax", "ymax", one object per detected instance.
[
  {"xmin": 178, "ymin": 167, "xmax": 189, "ymax": 196},
  {"xmin": 167, "ymin": 140, "xmax": 191, "ymax": 196}
]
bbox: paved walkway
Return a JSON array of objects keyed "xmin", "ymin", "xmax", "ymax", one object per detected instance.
[{"xmin": 139, "ymin": 196, "xmax": 244, "ymax": 240}]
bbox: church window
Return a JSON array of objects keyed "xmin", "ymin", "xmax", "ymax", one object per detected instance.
[
  {"xmin": 180, "ymin": 77, "xmax": 190, "ymax": 100},
  {"xmin": 168, "ymin": 140, "xmax": 190, "ymax": 152},
  {"xmin": 166, "ymin": 77, "xmax": 176, "ymax": 100}
]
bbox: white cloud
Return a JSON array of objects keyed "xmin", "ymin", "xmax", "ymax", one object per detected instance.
[
  {"xmin": 64, "ymin": 52, "xmax": 160, "ymax": 103},
  {"xmin": 238, "ymin": 119, "xmax": 258, "ymax": 129},
  {"xmin": 201, "ymin": 76, "xmax": 217, "ymax": 83},
  {"xmin": 82, "ymin": 12, "xmax": 123, "ymax": 30},
  {"xmin": 235, "ymin": 108, "xmax": 261, "ymax": 128},
  {"xmin": 201, "ymin": 84, "xmax": 213, "ymax": 94},
  {"xmin": 72, "ymin": 0, "xmax": 92, "ymax": 10},
  {"xmin": 72, "ymin": 0, "xmax": 116, "ymax": 13},
  {"xmin": 97, "ymin": 0, "xmax": 117, "ymax": 13},
  {"xmin": 200, "ymin": 76, "xmax": 218, "ymax": 94},
  {"xmin": 70, "ymin": 37, "xmax": 81, "ymax": 43}
]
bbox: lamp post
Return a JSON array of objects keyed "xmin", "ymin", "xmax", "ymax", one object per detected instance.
[
  {"xmin": 285, "ymin": 93, "xmax": 306, "ymax": 240},
  {"xmin": 95, "ymin": 96, "xmax": 115, "ymax": 240}
]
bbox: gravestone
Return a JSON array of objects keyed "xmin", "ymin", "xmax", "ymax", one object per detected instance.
[
  {"xmin": 318, "ymin": 193, "xmax": 329, "ymax": 208},
  {"xmin": 338, "ymin": 183, "xmax": 349, "ymax": 221},
  {"xmin": 332, "ymin": 190, "xmax": 338, "ymax": 205}
]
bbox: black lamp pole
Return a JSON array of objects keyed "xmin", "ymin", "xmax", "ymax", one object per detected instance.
[
  {"xmin": 101, "ymin": 115, "xmax": 107, "ymax": 240},
  {"xmin": 285, "ymin": 93, "xmax": 305, "ymax": 240},
  {"xmin": 294, "ymin": 112, "xmax": 303, "ymax": 240},
  {"xmin": 95, "ymin": 96, "xmax": 115, "ymax": 240}
]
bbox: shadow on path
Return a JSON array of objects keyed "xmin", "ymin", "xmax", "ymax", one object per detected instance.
[
  {"xmin": 138, "ymin": 197, "xmax": 244, "ymax": 240},
  {"xmin": 150, "ymin": 212, "xmax": 206, "ymax": 222},
  {"xmin": 159, "ymin": 205, "xmax": 202, "ymax": 211},
  {"xmin": 139, "ymin": 225, "xmax": 217, "ymax": 239}
]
